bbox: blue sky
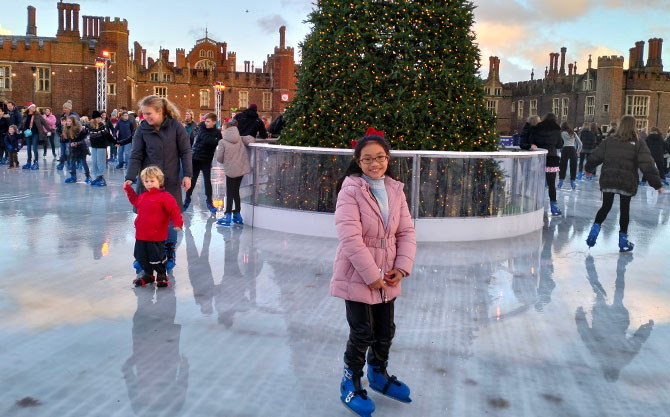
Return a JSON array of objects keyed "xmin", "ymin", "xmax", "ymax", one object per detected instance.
[{"xmin": 2, "ymin": 0, "xmax": 669, "ymax": 82}]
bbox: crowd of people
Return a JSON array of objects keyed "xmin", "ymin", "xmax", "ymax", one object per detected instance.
[{"xmin": 520, "ymin": 113, "xmax": 667, "ymax": 252}]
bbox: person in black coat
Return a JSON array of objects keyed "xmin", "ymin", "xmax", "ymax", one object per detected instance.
[
  {"xmin": 6, "ymin": 101, "xmax": 22, "ymax": 129},
  {"xmin": 584, "ymin": 115, "xmax": 663, "ymax": 251},
  {"xmin": 519, "ymin": 115, "xmax": 540, "ymax": 151},
  {"xmin": 233, "ymin": 104, "xmax": 268, "ymax": 139},
  {"xmin": 184, "ymin": 113, "xmax": 223, "ymax": 213},
  {"xmin": 524, "ymin": 113, "xmax": 563, "ymax": 216},
  {"xmin": 268, "ymin": 113, "xmax": 285, "ymax": 137},
  {"xmin": 0, "ymin": 107, "xmax": 9, "ymax": 164},
  {"xmin": 578, "ymin": 123, "xmax": 598, "ymax": 179},
  {"xmin": 644, "ymin": 127, "xmax": 668, "ymax": 185},
  {"xmin": 125, "ymin": 95, "xmax": 193, "ymax": 275}
]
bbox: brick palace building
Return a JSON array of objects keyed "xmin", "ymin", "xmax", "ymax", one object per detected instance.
[
  {"xmin": 0, "ymin": 2, "xmax": 296, "ymax": 122},
  {"xmin": 484, "ymin": 40, "xmax": 670, "ymax": 136}
]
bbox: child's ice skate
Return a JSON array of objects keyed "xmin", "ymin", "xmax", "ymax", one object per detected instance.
[
  {"xmin": 156, "ymin": 273, "xmax": 169, "ymax": 288},
  {"xmin": 340, "ymin": 367, "xmax": 374, "ymax": 417},
  {"xmin": 133, "ymin": 274, "xmax": 155, "ymax": 287},
  {"xmin": 367, "ymin": 364, "xmax": 412, "ymax": 403}
]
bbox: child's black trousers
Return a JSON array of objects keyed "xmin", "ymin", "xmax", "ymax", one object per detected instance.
[{"xmin": 134, "ymin": 240, "xmax": 166, "ymax": 276}]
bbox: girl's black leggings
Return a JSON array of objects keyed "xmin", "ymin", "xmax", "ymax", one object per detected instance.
[
  {"xmin": 559, "ymin": 146, "xmax": 578, "ymax": 180},
  {"xmin": 225, "ymin": 175, "xmax": 243, "ymax": 214},
  {"xmin": 579, "ymin": 153, "xmax": 590, "ymax": 173},
  {"xmin": 546, "ymin": 172, "xmax": 557, "ymax": 202},
  {"xmin": 343, "ymin": 299, "xmax": 395, "ymax": 373},
  {"xmin": 595, "ymin": 192, "xmax": 631, "ymax": 234}
]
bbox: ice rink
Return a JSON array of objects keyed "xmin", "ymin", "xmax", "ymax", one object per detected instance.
[{"xmin": 1, "ymin": 157, "xmax": 669, "ymax": 416}]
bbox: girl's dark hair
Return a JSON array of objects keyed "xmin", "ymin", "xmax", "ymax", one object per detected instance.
[
  {"xmin": 335, "ymin": 135, "xmax": 394, "ymax": 194},
  {"xmin": 543, "ymin": 113, "xmax": 557, "ymax": 124},
  {"xmin": 560, "ymin": 121, "xmax": 573, "ymax": 133}
]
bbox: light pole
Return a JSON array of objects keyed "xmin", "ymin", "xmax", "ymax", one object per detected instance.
[
  {"xmin": 95, "ymin": 50, "xmax": 110, "ymax": 111},
  {"xmin": 213, "ymin": 82, "xmax": 225, "ymax": 127}
]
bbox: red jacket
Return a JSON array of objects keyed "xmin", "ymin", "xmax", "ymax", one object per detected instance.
[{"xmin": 124, "ymin": 185, "xmax": 184, "ymax": 241}]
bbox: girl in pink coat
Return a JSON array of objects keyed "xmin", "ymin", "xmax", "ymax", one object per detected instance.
[{"xmin": 331, "ymin": 131, "xmax": 416, "ymax": 417}]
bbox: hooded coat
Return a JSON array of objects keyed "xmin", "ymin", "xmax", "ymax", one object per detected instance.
[
  {"xmin": 126, "ymin": 118, "xmax": 193, "ymax": 208},
  {"xmin": 330, "ymin": 175, "xmax": 416, "ymax": 305},
  {"xmin": 585, "ymin": 136, "xmax": 661, "ymax": 195},
  {"xmin": 233, "ymin": 108, "xmax": 268, "ymax": 139},
  {"xmin": 215, "ymin": 126, "xmax": 255, "ymax": 178},
  {"xmin": 528, "ymin": 120, "xmax": 563, "ymax": 166}
]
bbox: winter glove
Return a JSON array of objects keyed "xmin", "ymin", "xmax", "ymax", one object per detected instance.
[{"xmin": 7, "ymin": 145, "xmax": 12, "ymax": 151}]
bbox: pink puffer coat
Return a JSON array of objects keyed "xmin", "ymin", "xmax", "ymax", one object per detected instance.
[{"xmin": 330, "ymin": 175, "xmax": 416, "ymax": 304}]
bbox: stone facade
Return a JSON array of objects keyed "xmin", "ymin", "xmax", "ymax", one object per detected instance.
[
  {"xmin": 488, "ymin": 40, "xmax": 670, "ymax": 135},
  {"xmin": 0, "ymin": 3, "xmax": 296, "ymax": 123}
]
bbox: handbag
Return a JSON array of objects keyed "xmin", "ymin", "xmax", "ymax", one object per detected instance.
[{"xmin": 23, "ymin": 129, "xmax": 32, "ymax": 138}]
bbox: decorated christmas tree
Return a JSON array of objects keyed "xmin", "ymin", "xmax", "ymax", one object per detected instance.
[{"xmin": 281, "ymin": 0, "xmax": 498, "ymax": 151}]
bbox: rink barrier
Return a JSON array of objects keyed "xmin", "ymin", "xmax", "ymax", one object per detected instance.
[{"xmin": 237, "ymin": 144, "xmax": 548, "ymax": 242}]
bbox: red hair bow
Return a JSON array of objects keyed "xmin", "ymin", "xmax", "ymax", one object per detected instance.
[{"xmin": 366, "ymin": 127, "xmax": 384, "ymax": 137}]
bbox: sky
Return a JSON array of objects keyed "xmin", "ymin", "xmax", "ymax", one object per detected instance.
[{"xmin": 2, "ymin": 0, "xmax": 669, "ymax": 83}]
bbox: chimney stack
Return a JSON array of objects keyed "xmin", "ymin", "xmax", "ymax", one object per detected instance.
[
  {"xmin": 548, "ymin": 53, "xmax": 554, "ymax": 74},
  {"xmin": 629, "ymin": 47, "xmax": 637, "ymax": 70},
  {"xmin": 568, "ymin": 63, "xmax": 573, "ymax": 76},
  {"xmin": 531, "ymin": 68, "xmax": 535, "ymax": 81},
  {"xmin": 279, "ymin": 26, "xmax": 286, "ymax": 49},
  {"xmin": 588, "ymin": 54, "xmax": 592, "ymax": 70},
  {"xmin": 554, "ymin": 53, "xmax": 560, "ymax": 76},
  {"xmin": 646, "ymin": 38, "xmax": 664, "ymax": 72},
  {"xmin": 559, "ymin": 47, "xmax": 567, "ymax": 76},
  {"xmin": 635, "ymin": 41, "xmax": 645, "ymax": 68},
  {"xmin": 26, "ymin": 6, "xmax": 37, "ymax": 36}
]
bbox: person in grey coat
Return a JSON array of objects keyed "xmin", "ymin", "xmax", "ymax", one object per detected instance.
[{"xmin": 124, "ymin": 95, "xmax": 193, "ymax": 273}]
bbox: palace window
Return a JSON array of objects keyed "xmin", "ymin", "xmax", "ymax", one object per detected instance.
[
  {"xmin": 200, "ymin": 89, "xmax": 210, "ymax": 108},
  {"xmin": 36, "ymin": 67, "xmax": 50, "ymax": 92},
  {"xmin": 486, "ymin": 100, "xmax": 498, "ymax": 115},
  {"xmin": 0, "ymin": 66, "xmax": 10, "ymax": 90},
  {"xmin": 239, "ymin": 91, "xmax": 249, "ymax": 109},
  {"xmin": 552, "ymin": 98, "xmax": 560, "ymax": 116},
  {"xmin": 494, "ymin": 87, "xmax": 502, "ymax": 96},
  {"xmin": 484, "ymin": 87, "xmax": 491, "ymax": 95},
  {"xmin": 200, "ymin": 50, "xmax": 206, "ymax": 58},
  {"xmin": 263, "ymin": 92, "xmax": 272, "ymax": 111},
  {"xmin": 154, "ymin": 86, "xmax": 167, "ymax": 98},
  {"xmin": 561, "ymin": 98, "xmax": 569, "ymax": 119},
  {"xmin": 583, "ymin": 79, "xmax": 593, "ymax": 90},
  {"xmin": 585, "ymin": 96, "xmax": 595, "ymax": 116},
  {"xmin": 109, "ymin": 52, "xmax": 117, "ymax": 63},
  {"xmin": 530, "ymin": 99, "xmax": 538, "ymax": 116},
  {"xmin": 107, "ymin": 83, "xmax": 116, "ymax": 96},
  {"xmin": 626, "ymin": 95, "xmax": 650, "ymax": 118},
  {"xmin": 208, "ymin": 51, "xmax": 214, "ymax": 58},
  {"xmin": 517, "ymin": 100, "xmax": 524, "ymax": 120},
  {"xmin": 162, "ymin": 73, "xmax": 171, "ymax": 82},
  {"xmin": 626, "ymin": 95, "xmax": 650, "ymax": 129},
  {"xmin": 150, "ymin": 73, "xmax": 159, "ymax": 82}
]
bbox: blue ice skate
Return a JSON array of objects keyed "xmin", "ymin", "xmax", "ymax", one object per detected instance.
[
  {"xmin": 217, "ymin": 213, "xmax": 232, "ymax": 226},
  {"xmin": 232, "ymin": 213, "xmax": 243, "ymax": 224},
  {"xmin": 340, "ymin": 367, "xmax": 374, "ymax": 417},
  {"xmin": 586, "ymin": 223, "xmax": 600, "ymax": 248},
  {"xmin": 619, "ymin": 233, "xmax": 634, "ymax": 252},
  {"xmin": 557, "ymin": 179, "xmax": 563, "ymax": 189},
  {"xmin": 367, "ymin": 364, "xmax": 412, "ymax": 403},
  {"xmin": 165, "ymin": 243, "xmax": 176, "ymax": 273},
  {"xmin": 133, "ymin": 260, "xmax": 143, "ymax": 274},
  {"xmin": 550, "ymin": 201, "xmax": 562, "ymax": 217}
]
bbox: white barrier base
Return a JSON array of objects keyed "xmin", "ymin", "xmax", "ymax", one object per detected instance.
[{"xmin": 243, "ymin": 203, "xmax": 544, "ymax": 242}]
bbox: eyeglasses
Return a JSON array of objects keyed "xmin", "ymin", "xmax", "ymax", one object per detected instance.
[{"xmin": 359, "ymin": 155, "xmax": 389, "ymax": 165}]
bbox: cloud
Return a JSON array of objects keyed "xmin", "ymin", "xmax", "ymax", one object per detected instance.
[
  {"xmin": 0, "ymin": 24, "xmax": 10, "ymax": 35},
  {"xmin": 280, "ymin": 0, "xmax": 315, "ymax": 12},
  {"xmin": 530, "ymin": 0, "xmax": 592, "ymax": 21},
  {"xmin": 258, "ymin": 14, "xmax": 289, "ymax": 35}
]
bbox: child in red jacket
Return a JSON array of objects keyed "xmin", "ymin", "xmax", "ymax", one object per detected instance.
[{"xmin": 124, "ymin": 166, "xmax": 184, "ymax": 287}]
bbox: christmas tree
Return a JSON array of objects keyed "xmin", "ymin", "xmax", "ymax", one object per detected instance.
[{"xmin": 281, "ymin": 0, "xmax": 498, "ymax": 151}]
